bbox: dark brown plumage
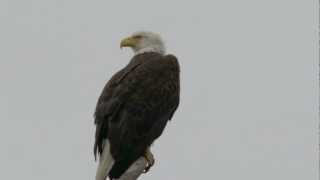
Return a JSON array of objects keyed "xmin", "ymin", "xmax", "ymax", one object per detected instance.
[{"xmin": 94, "ymin": 52, "xmax": 180, "ymax": 179}]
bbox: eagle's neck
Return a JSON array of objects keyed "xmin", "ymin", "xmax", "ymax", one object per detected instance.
[{"xmin": 134, "ymin": 46, "xmax": 166, "ymax": 56}]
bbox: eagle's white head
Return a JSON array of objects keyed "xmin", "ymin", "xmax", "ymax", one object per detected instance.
[{"xmin": 120, "ymin": 31, "xmax": 166, "ymax": 55}]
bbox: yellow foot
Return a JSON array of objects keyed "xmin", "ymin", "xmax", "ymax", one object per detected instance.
[{"xmin": 143, "ymin": 148, "xmax": 155, "ymax": 173}]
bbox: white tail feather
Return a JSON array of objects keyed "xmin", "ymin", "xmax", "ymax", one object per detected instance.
[{"xmin": 96, "ymin": 140, "xmax": 115, "ymax": 180}]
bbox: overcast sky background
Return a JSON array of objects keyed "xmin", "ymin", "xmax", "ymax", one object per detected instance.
[{"xmin": 0, "ymin": 0, "xmax": 318, "ymax": 180}]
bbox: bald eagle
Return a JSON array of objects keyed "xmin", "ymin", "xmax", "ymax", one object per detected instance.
[{"xmin": 94, "ymin": 31, "xmax": 180, "ymax": 180}]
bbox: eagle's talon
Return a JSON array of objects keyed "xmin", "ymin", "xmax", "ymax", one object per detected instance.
[
  {"xmin": 143, "ymin": 148, "xmax": 155, "ymax": 173},
  {"xmin": 143, "ymin": 164, "xmax": 151, "ymax": 173},
  {"xmin": 143, "ymin": 161, "xmax": 154, "ymax": 173},
  {"xmin": 143, "ymin": 159, "xmax": 154, "ymax": 173}
]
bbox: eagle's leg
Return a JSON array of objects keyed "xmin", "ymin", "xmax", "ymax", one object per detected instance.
[{"xmin": 143, "ymin": 148, "xmax": 155, "ymax": 173}]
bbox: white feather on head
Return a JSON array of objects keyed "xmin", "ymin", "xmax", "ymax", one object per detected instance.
[{"xmin": 121, "ymin": 31, "xmax": 166, "ymax": 55}]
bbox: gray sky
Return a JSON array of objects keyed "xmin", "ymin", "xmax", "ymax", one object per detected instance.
[{"xmin": 0, "ymin": 0, "xmax": 318, "ymax": 180}]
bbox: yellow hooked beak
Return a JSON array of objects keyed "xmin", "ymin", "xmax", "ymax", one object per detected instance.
[{"xmin": 120, "ymin": 36, "xmax": 139, "ymax": 49}]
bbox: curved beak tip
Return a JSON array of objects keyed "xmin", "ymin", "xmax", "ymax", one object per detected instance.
[{"xmin": 120, "ymin": 37, "xmax": 136, "ymax": 50}]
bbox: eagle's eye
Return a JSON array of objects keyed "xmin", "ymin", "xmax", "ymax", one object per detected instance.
[{"xmin": 133, "ymin": 35, "xmax": 143, "ymax": 39}]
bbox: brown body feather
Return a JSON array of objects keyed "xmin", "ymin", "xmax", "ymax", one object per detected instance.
[{"xmin": 94, "ymin": 52, "xmax": 180, "ymax": 179}]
